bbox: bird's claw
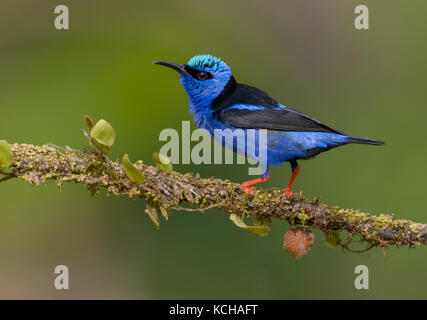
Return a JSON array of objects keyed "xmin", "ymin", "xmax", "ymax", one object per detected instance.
[
  {"xmin": 284, "ymin": 188, "xmax": 293, "ymax": 196},
  {"xmin": 241, "ymin": 184, "xmax": 254, "ymax": 195}
]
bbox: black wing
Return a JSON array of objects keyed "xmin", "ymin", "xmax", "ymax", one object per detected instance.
[
  {"xmin": 213, "ymin": 78, "xmax": 344, "ymax": 134},
  {"xmin": 211, "ymin": 77, "xmax": 280, "ymax": 112},
  {"xmin": 220, "ymin": 106, "xmax": 345, "ymax": 134}
]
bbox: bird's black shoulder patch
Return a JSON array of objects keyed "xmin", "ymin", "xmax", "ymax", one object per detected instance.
[{"xmin": 211, "ymin": 77, "xmax": 279, "ymax": 112}]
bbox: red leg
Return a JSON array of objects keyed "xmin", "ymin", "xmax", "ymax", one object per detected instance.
[
  {"xmin": 241, "ymin": 172, "xmax": 270, "ymax": 195},
  {"xmin": 284, "ymin": 161, "xmax": 300, "ymax": 196}
]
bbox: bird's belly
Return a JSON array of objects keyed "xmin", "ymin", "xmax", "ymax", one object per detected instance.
[
  {"xmin": 210, "ymin": 127, "xmax": 288, "ymax": 166},
  {"xmin": 198, "ymin": 113, "xmax": 349, "ymax": 167},
  {"xmin": 266, "ymin": 131, "xmax": 349, "ymax": 165},
  {"xmin": 212, "ymin": 128, "xmax": 349, "ymax": 166},
  {"xmin": 266, "ymin": 131, "xmax": 312, "ymax": 165}
]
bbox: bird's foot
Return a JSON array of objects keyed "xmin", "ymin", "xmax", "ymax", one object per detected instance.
[
  {"xmin": 284, "ymin": 188, "xmax": 293, "ymax": 196},
  {"xmin": 241, "ymin": 183, "xmax": 254, "ymax": 195},
  {"xmin": 241, "ymin": 174, "xmax": 270, "ymax": 195}
]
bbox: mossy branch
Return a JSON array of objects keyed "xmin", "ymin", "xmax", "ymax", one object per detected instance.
[{"xmin": 1, "ymin": 142, "xmax": 427, "ymax": 252}]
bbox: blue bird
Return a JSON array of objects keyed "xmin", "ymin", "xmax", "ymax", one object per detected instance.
[{"xmin": 154, "ymin": 54, "xmax": 384, "ymax": 195}]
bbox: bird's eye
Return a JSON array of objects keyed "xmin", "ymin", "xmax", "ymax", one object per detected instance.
[{"xmin": 197, "ymin": 71, "xmax": 208, "ymax": 81}]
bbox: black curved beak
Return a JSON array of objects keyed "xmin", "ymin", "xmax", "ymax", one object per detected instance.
[{"xmin": 153, "ymin": 61, "xmax": 189, "ymax": 76}]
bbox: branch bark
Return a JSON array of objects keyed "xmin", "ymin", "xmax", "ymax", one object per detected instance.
[{"xmin": 2, "ymin": 143, "xmax": 427, "ymax": 250}]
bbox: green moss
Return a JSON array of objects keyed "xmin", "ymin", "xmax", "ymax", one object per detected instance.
[{"xmin": 3, "ymin": 142, "xmax": 426, "ymax": 251}]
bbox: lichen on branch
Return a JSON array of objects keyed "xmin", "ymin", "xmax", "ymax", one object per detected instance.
[
  {"xmin": 1, "ymin": 115, "xmax": 426, "ymax": 258},
  {"xmin": 1, "ymin": 142, "xmax": 426, "ymax": 252}
]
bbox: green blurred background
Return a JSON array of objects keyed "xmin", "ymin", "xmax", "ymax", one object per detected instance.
[{"xmin": 0, "ymin": 0, "xmax": 426, "ymax": 299}]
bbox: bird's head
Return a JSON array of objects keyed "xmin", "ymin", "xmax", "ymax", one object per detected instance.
[{"xmin": 154, "ymin": 54, "xmax": 232, "ymax": 109}]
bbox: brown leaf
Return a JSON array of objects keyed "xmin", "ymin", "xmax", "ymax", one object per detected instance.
[{"xmin": 283, "ymin": 228, "xmax": 314, "ymax": 259}]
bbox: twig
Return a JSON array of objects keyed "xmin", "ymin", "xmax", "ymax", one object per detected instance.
[
  {"xmin": 174, "ymin": 204, "xmax": 220, "ymax": 212},
  {"xmin": 2, "ymin": 142, "xmax": 427, "ymax": 250}
]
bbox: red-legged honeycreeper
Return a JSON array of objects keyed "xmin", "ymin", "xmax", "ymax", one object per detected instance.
[{"xmin": 154, "ymin": 54, "xmax": 385, "ymax": 195}]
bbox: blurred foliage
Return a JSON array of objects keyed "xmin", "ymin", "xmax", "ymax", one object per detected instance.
[
  {"xmin": 0, "ymin": 140, "xmax": 12, "ymax": 168},
  {"xmin": 0, "ymin": 0, "xmax": 426, "ymax": 298}
]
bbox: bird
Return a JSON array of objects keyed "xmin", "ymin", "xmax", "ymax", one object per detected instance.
[{"xmin": 153, "ymin": 54, "xmax": 385, "ymax": 195}]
